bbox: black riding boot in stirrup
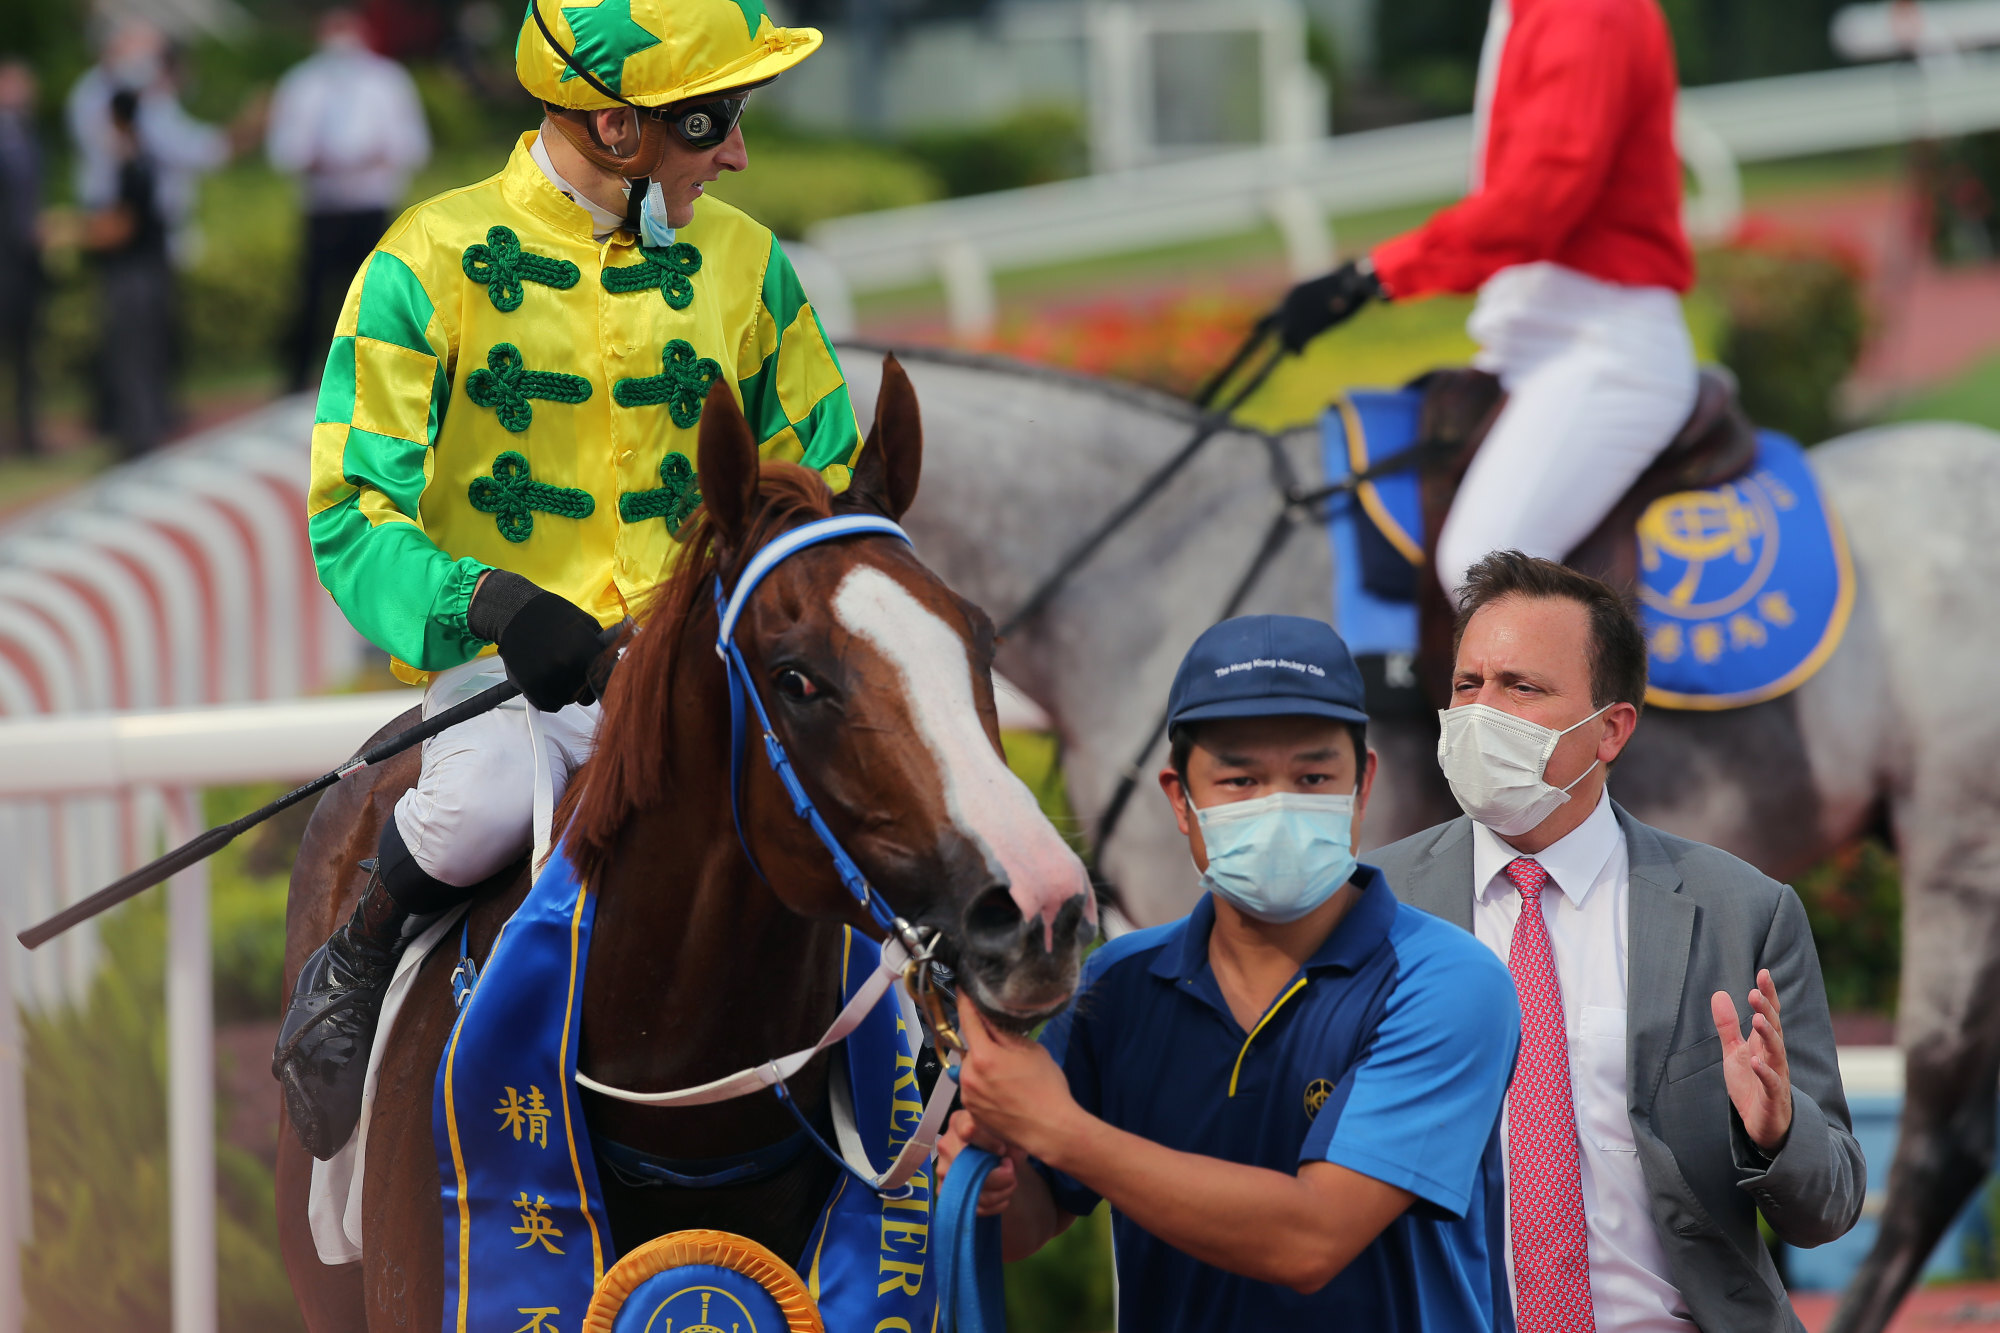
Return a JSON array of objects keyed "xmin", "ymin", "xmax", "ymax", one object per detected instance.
[{"xmin": 272, "ymin": 829, "xmax": 440, "ymax": 1160}]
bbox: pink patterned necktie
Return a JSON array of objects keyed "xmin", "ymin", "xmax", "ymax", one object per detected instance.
[{"xmin": 1503, "ymin": 856, "xmax": 1595, "ymax": 1332}]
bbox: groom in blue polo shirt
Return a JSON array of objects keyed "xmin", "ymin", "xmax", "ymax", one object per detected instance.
[{"xmin": 940, "ymin": 615, "xmax": 1522, "ymax": 1332}]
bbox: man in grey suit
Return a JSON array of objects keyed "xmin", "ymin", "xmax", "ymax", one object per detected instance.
[{"xmin": 1371, "ymin": 550, "xmax": 1863, "ymax": 1333}]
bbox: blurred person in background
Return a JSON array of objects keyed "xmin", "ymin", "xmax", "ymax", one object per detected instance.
[
  {"xmin": 67, "ymin": 18, "xmax": 248, "ymax": 266},
  {"xmin": 0, "ymin": 58, "xmax": 43, "ymax": 458},
  {"xmin": 267, "ymin": 7, "xmax": 431, "ymax": 393},
  {"xmin": 1275, "ymin": 0, "xmax": 1698, "ymax": 599},
  {"xmin": 85, "ymin": 88, "xmax": 174, "ymax": 457}
]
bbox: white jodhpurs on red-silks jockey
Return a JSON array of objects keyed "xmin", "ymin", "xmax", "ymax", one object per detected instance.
[
  {"xmin": 394, "ymin": 657, "xmax": 601, "ymax": 889},
  {"xmin": 1359, "ymin": 0, "xmax": 1699, "ymax": 597},
  {"xmin": 1434, "ymin": 261, "xmax": 1698, "ymax": 595}
]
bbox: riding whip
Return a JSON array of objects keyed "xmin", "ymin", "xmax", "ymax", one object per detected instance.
[{"xmin": 15, "ymin": 624, "xmax": 625, "ymax": 952}]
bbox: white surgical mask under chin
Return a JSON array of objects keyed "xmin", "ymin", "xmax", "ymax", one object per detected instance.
[
  {"xmin": 639, "ymin": 180, "xmax": 676, "ymax": 249},
  {"xmin": 1435, "ymin": 701, "xmax": 1613, "ymax": 837},
  {"xmin": 1195, "ymin": 790, "xmax": 1359, "ymax": 924}
]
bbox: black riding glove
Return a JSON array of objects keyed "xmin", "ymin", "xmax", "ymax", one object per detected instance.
[
  {"xmin": 468, "ymin": 570, "xmax": 604, "ymax": 712},
  {"xmin": 1276, "ymin": 259, "xmax": 1385, "ymax": 352}
]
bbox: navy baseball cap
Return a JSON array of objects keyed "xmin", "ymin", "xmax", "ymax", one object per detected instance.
[{"xmin": 1166, "ymin": 615, "xmax": 1369, "ymax": 729}]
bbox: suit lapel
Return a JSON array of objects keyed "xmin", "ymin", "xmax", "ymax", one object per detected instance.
[
  {"xmin": 1404, "ymin": 819, "xmax": 1476, "ymax": 931},
  {"xmin": 1619, "ymin": 805, "xmax": 1695, "ymax": 1106}
]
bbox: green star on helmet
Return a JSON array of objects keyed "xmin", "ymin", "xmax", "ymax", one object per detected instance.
[
  {"xmin": 558, "ymin": 0, "xmax": 662, "ymax": 93},
  {"xmin": 726, "ymin": 0, "xmax": 769, "ymax": 37}
]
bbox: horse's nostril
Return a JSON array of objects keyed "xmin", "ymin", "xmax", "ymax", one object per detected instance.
[{"xmin": 962, "ymin": 885, "xmax": 1023, "ymax": 945}]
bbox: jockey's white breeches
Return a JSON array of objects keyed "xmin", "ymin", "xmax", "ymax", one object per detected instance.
[
  {"xmin": 1435, "ymin": 261, "xmax": 1699, "ymax": 596},
  {"xmin": 392, "ymin": 657, "xmax": 601, "ymax": 888}
]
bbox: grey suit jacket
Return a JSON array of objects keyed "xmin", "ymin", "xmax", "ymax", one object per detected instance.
[{"xmin": 1370, "ymin": 804, "xmax": 1865, "ymax": 1333}]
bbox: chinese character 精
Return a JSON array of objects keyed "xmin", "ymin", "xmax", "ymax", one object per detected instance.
[{"xmin": 496, "ymin": 1085, "xmax": 552, "ymax": 1149}]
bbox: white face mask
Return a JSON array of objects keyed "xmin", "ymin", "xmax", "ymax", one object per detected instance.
[
  {"xmin": 1436, "ymin": 702, "xmax": 1613, "ymax": 837},
  {"xmin": 1195, "ymin": 790, "xmax": 1359, "ymax": 924},
  {"xmin": 639, "ymin": 180, "xmax": 675, "ymax": 249}
]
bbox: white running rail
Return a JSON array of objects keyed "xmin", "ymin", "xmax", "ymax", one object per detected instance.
[
  {"xmin": 0, "ymin": 397, "xmax": 374, "ymax": 1333},
  {"xmin": 809, "ymin": 53, "xmax": 2000, "ymax": 334}
]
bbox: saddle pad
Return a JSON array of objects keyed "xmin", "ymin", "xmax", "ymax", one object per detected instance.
[
  {"xmin": 1321, "ymin": 391, "xmax": 1855, "ymax": 709},
  {"xmin": 433, "ymin": 843, "xmax": 937, "ymax": 1333}
]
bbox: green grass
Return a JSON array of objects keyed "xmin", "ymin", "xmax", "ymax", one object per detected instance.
[
  {"xmin": 1881, "ymin": 351, "xmax": 2000, "ymax": 431},
  {"xmin": 0, "ymin": 443, "xmax": 115, "ymax": 516},
  {"xmin": 21, "ymin": 786, "xmax": 308, "ymax": 1331}
]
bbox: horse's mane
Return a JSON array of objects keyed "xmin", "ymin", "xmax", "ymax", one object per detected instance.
[{"xmin": 555, "ymin": 461, "xmax": 837, "ymax": 886}]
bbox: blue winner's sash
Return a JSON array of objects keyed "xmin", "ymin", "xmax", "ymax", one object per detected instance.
[
  {"xmin": 1321, "ymin": 390, "xmax": 1854, "ymax": 710},
  {"xmin": 434, "ymin": 846, "xmax": 937, "ymax": 1332}
]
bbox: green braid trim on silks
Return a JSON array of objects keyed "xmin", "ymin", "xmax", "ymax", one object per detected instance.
[
  {"xmin": 461, "ymin": 226, "xmax": 581, "ymax": 312},
  {"xmin": 618, "ymin": 452, "xmax": 703, "ymax": 536},
  {"xmin": 468, "ymin": 451, "xmax": 596, "ymax": 543},
  {"xmin": 464, "ymin": 344, "xmax": 593, "ymax": 432},
  {"xmin": 600, "ymin": 242, "xmax": 704, "ymax": 310},
  {"xmin": 612, "ymin": 340, "xmax": 723, "ymax": 428}
]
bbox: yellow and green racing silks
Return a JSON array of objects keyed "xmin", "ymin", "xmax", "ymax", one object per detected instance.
[{"xmin": 306, "ymin": 132, "xmax": 860, "ymax": 684}]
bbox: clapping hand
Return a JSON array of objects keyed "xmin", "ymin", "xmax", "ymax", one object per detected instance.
[{"xmin": 1710, "ymin": 969, "xmax": 1793, "ymax": 1153}]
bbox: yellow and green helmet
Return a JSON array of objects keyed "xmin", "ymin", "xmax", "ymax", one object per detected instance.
[{"xmin": 516, "ymin": 0, "xmax": 822, "ymax": 110}]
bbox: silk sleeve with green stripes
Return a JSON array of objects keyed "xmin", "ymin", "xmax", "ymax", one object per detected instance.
[
  {"xmin": 735, "ymin": 236, "xmax": 862, "ymax": 473},
  {"xmin": 306, "ymin": 249, "xmax": 492, "ymax": 671}
]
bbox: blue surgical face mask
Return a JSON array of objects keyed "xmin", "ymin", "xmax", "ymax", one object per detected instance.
[
  {"xmin": 639, "ymin": 180, "xmax": 675, "ymax": 249},
  {"xmin": 1195, "ymin": 790, "xmax": 1359, "ymax": 924}
]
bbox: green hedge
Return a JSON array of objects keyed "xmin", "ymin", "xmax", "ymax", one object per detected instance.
[{"xmin": 1698, "ymin": 232, "xmax": 1868, "ymax": 444}]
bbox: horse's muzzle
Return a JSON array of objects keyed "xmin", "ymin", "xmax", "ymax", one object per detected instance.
[{"xmin": 953, "ymin": 885, "xmax": 1095, "ymax": 1035}]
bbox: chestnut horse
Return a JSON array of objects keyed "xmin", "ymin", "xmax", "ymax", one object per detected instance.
[{"xmin": 274, "ymin": 358, "xmax": 1097, "ymax": 1331}]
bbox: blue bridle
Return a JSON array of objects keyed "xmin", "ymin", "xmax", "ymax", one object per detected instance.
[
  {"xmin": 714, "ymin": 512, "xmax": 918, "ymax": 944},
  {"xmin": 715, "ymin": 512, "xmax": 1006, "ymax": 1329}
]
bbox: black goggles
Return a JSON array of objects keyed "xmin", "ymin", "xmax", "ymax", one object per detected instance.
[{"xmin": 650, "ymin": 96, "xmax": 748, "ymax": 150}]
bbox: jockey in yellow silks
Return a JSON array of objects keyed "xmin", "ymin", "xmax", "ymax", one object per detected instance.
[{"xmin": 276, "ymin": 0, "xmax": 856, "ymax": 1159}]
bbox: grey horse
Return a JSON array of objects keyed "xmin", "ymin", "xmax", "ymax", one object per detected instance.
[{"xmin": 843, "ymin": 344, "xmax": 2000, "ymax": 1333}]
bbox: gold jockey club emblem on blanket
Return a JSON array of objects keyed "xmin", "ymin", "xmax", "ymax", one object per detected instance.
[
  {"xmin": 1636, "ymin": 473, "xmax": 1800, "ymax": 667},
  {"xmin": 642, "ymin": 1285, "xmax": 759, "ymax": 1333}
]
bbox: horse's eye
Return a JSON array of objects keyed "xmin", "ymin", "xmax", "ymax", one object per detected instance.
[{"xmin": 775, "ymin": 668, "xmax": 819, "ymax": 701}]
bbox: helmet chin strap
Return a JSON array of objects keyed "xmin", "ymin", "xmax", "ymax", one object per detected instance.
[{"xmin": 543, "ymin": 107, "xmax": 672, "ymax": 185}]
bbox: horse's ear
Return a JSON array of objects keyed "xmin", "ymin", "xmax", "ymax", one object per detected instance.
[
  {"xmin": 697, "ymin": 380, "xmax": 760, "ymax": 549},
  {"xmin": 842, "ymin": 354, "xmax": 922, "ymax": 521}
]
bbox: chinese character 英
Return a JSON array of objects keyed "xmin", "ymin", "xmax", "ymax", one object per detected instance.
[
  {"xmin": 511, "ymin": 1194, "xmax": 565, "ymax": 1255},
  {"xmin": 512, "ymin": 1308, "xmax": 560, "ymax": 1333},
  {"xmin": 496, "ymin": 1086, "xmax": 551, "ymax": 1149}
]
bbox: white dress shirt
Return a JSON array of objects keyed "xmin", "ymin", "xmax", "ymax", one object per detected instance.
[
  {"xmin": 266, "ymin": 37, "xmax": 431, "ymax": 214},
  {"xmin": 1471, "ymin": 788, "xmax": 1694, "ymax": 1331}
]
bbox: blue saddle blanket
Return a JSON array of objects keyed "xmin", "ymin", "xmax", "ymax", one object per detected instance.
[
  {"xmin": 1322, "ymin": 388, "xmax": 1855, "ymax": 709},
  {"xmin": 432, "ymin": 844, "xmax": 937, "ymax": 1332}
]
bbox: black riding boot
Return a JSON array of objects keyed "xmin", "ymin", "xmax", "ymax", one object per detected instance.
[{"xmin": 273, "ymin": 822, "xmax": 460, "ymax": 1159}]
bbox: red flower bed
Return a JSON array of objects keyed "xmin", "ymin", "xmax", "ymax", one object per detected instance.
[{"xmin": 977, "ymin": 289, "xmax": 1270, "ymax": 399}]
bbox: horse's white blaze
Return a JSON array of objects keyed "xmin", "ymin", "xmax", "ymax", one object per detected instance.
[{"xmin": 832, "ymin": 566, "xmax": 1092, "ymax": 941}]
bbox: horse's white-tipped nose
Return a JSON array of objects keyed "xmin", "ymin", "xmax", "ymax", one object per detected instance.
[
  {"xmin": 999, "ymin": 836, "xmax": 1095, "ymax": 950},
  {"xmin": 831, "ymin": 565, "xmax": 1094, "ymax": 949}
]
